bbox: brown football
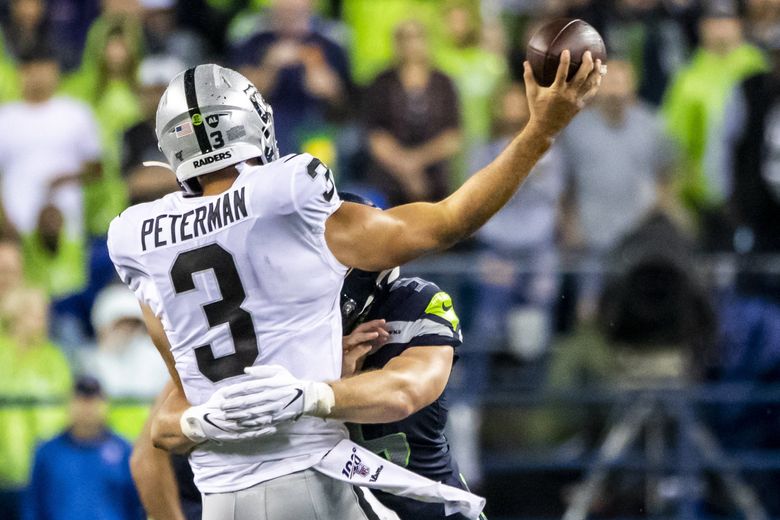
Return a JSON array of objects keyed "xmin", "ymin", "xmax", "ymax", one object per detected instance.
[{"xmin": 527, "ymin": 18, "xmax": 607, "ymax": 87}]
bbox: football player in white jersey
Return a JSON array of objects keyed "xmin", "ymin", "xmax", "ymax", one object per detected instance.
[{"xmin": 108, "ymin": 52, "xmax": 602, "ymax": 520}]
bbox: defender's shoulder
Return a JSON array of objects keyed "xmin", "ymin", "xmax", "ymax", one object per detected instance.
[
  {"xmin": 384, "ymin": 278, "xmax": 457, "ymax": 326},
  {"xmin": 377, "ymin": 277, "xmax": 462, "ymax": 348}
]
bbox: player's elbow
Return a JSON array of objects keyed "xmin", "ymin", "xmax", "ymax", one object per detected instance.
[
  {"xmin": 383, "ymin": 375, "xmax": 433, "ymax": 421},
  {"xmin": 150, "ymin": 420, "xmax": 169, "ymax": 451},
  {"xmin": 382, "ymin": 390, "xmax": 418, "ymax": 422},
  {"xmin": 151, "ymin": 416, "xmax": 192, "ymax": 454}
]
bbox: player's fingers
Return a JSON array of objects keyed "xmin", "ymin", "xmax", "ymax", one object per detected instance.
[
  {"xmin": 221, "ymin": 386, "xmax": 291, "ymax": 407},
  {"xmin": 523, "ymin": 61, "xmax": 540, "ymax": 98},
  {"xmin": 581, "ymin": 59, "xmax": 602, "ymax": 90},
  {"xmin": 219, "ymin": 380, "xmax": 273, "ymax": 399},
  {"xmin": 348, "ymin": 341, "xmax": 373, "ymax": 351},
  {"xmin": 570, "ymin": 51, "xmax": 594, "ymax": 88},
  {"xmin": 350, "ymin": 344, "xmax": 372, "ymax": 358},
  {"xmin": 344, "ymin": 343, "xmax": 372, "ymax": 365},
  {"xmin": 356, "ymin": 319, "xmax": 386, "ymax": 332},
  {"xmin": 552, "ymin": 50, "xmax": 571, "ymax": 88},
  {"xmin": 236, "ymin": 416, "xmax": 276, "ymax": 429},
  {"xmin": 225, "ymin": 402, "xmax": 279, "ymax": 421},
  {"xmin": 244, "ymin": 426, "xmax": 277, "ymax": 438},
  {"xmin": 580, "ymin": 60, "xmax": 604, "ymax": 103},
  {"xmin": 371, "ymin": 333, "xmax": 390, "ymax": 349},
  {"xmin": 252, "ymin": 426, "xmax": 277, "ymax": 437},
  {"xmin": 345, "ymin": 331, "xmax": 380, "ymax": 349},
  {"xmin": 228, "ymin": 410, "xmax": 274, "ymax": 425},
  {"xmin": 221, "ymin": 393, "xmax": 276, "ymax": 413},
  {"xmin": 349, "ymin": 320, "xmax": 386, "ymax": 338},
  {"xmin": 598, "ymin": 60, "xmax": 608, "ymax": 78}
]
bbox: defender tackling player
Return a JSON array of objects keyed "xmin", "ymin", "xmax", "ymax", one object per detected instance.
[
  {"xmin": 109, "ymin": 51, "xmax": 601, "ymax": 519},
  {"xmin": 131, "ymin": 193, "xmax": 476, "ymax": 520}
]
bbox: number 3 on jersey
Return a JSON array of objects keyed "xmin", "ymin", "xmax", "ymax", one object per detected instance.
[{"xmin": 170, "ymin": 243, "xmax": 259, "ymax": 382}]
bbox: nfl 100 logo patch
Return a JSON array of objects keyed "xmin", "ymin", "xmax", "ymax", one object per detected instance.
[{"xmin": 342, "ymin": 447, "xmax": 371, "ymax": 479}]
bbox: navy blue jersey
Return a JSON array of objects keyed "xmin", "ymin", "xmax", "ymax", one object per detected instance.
[
  {"xmin": 171, "ymin": 454, "xmax": 202, "ymax": 520},
  {"xmin": 347, "ymin": 277, "xmax": 470, "ymax": 520}
]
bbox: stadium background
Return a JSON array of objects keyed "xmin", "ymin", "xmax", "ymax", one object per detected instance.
[{"xmin": 2, "ymin": 0, "xmax": 780, "ymax": 518}]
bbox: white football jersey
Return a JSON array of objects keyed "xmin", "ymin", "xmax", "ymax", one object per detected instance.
[{"xmin": 107, "ymin": 153, "xmax": 348, "ymax": 493}]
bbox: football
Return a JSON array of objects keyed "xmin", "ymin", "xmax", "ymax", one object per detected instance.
[{"xmin": 527, "ymin": 18, "xmax": 607, "ymax": 87}]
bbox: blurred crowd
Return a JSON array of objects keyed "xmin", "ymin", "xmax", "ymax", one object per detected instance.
[{"xmin": 2, "ymin": 0, "xmax": 780, "ymax": 518}]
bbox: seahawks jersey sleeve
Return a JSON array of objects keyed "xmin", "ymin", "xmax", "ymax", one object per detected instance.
[
  {"xmin": 370, "ymin": 277, "xmax": 463, "ymax": 353},
  {"xmin": 257, "ymin": 152, "xmax": 341, "ymax": 233}
]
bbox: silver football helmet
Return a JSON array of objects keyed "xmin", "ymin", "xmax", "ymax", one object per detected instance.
[{"xmin": 156, "ymin": 64, "xmax": 279, "ymax": 194}]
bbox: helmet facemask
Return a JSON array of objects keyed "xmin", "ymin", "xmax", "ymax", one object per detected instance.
[{"xmin": 341, "ymin": 267, "xmax": 401, "ymax": 334}]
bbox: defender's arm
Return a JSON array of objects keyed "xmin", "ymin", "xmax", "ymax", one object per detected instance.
[
  {"xmin": 326, "ymin": 53, "xmax": 603, "ymax": 271},
  {"xmin": 220, "ymin": 348, "xmax": 455, "ymax": 426},
  {"xmin": 140, "ymin": 302, "xmax": 278, "ymax": 451},
  {"xmin": 329, "ymin": 346, "xmax": 454, "ymax": 423}
]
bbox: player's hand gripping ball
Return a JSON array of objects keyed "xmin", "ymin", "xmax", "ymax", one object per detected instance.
[{"xmin": 527, "ymin": 18, "xmax": 607, "ymax": 87}]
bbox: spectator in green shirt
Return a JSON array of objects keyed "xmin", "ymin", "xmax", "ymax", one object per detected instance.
[
  {"xmin": 0, "ymin": 40, "xmax": 20, "ymax": 103},
  {"xmin": 663, "ymin": 0, "xmax": 767, "ymax": 212},
  {"xmin": 0, "ymin": 288, "xmax": 71, "ymax": 518},
  {"xmin": 21, "ymin": 205, "xmax": 85, "ymax": 300},
  {"xmin": 342, "ymin": 0, "xmax": 442, "ymax": 84},
  {"xmin": 61, "ymin": 15, "xmax": 144, "ymax": 236},
  {"xmin": 436, "ymin": 1, "xmax": 507, "ymax": 177}
]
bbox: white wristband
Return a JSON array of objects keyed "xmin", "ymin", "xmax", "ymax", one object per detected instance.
[
  {"xmin": 180, "ymin": 407, "xmax": 208, "ymax": 443},
  {"xmin": 308, "ymin": 382, "xmax": 336, "ymax": 418}
]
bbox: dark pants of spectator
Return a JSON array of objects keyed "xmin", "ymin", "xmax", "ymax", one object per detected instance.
[{"xmin": 0, "ymin": 489, "xmax": 22, "ymax": 520}]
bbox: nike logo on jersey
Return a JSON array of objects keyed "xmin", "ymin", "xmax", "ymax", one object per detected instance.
[
  {"xmin": 283, "ymin": 388, "xmax": 304, "ymax": 410},
  {"xmin": 203, "ymin": 413, "xmax": 229, "ymax": 432}
]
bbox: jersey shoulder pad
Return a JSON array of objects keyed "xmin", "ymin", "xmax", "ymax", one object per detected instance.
[
  {"xmin": 284, "ymin": 152, "xmax": 340, "ymax": 229},
  {"xmin": 108, "ymin": 203, "xmax": 148, "ymax": 259},
  {"xmin": 107, "ymin": 199, "xmax": 167, "ymax": 292}
]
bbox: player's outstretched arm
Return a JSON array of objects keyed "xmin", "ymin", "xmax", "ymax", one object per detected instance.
[
  {"xmin": 326, "ymin": 51, "xmax": 603, "ymax": 272},
  {"xmin": 130, "ymin": 382, "xmax": 188, "ymax": 520}
]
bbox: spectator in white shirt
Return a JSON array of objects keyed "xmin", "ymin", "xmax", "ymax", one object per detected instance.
[
  {"xmin": 0, "ymin": 46, "xmax": 102, "ymax": 239},
  {"xmin": 78, "ymin": 284, "xmax": 169, "ymax": 400}
]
